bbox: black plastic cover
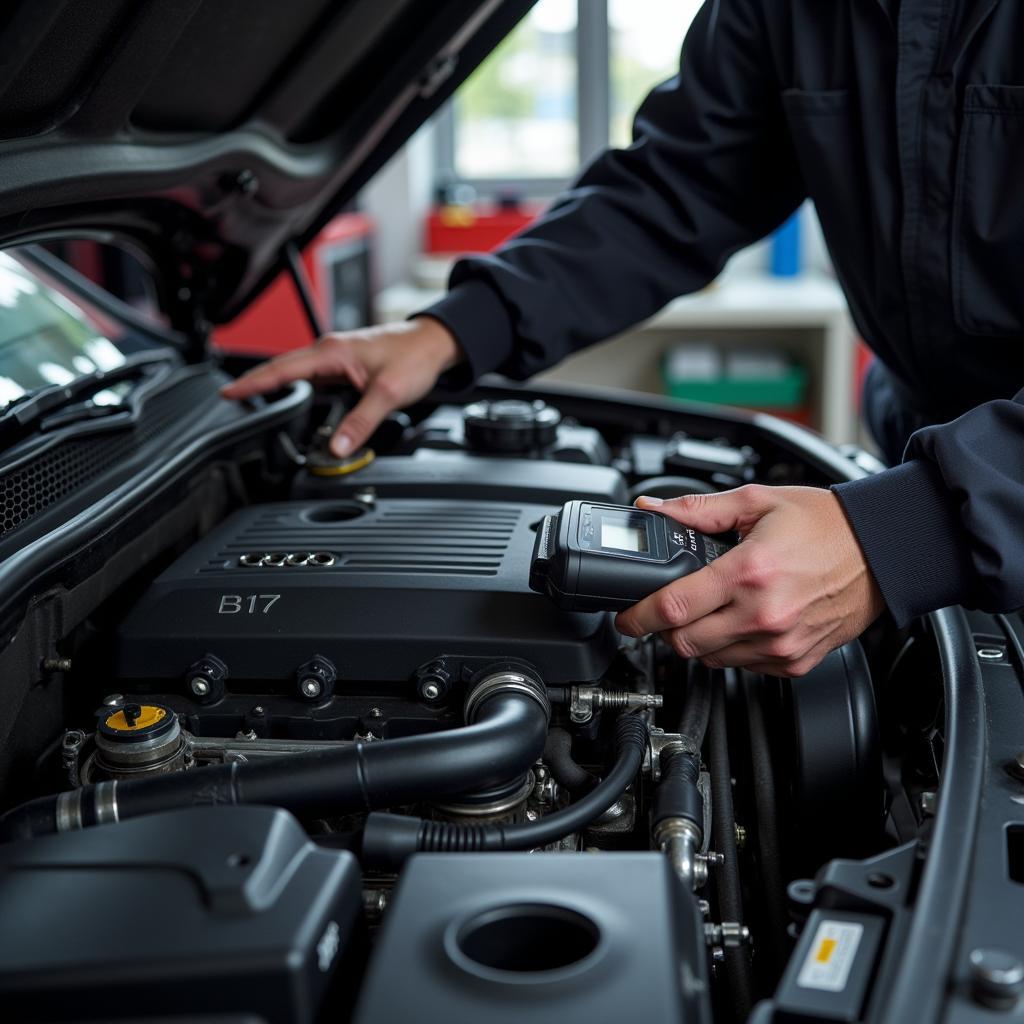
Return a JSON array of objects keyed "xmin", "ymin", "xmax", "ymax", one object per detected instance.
[
  {"xmin": 354, "ymin": 852, "xmax": 711, "ymax": 1024},
  {"xmin": 0, "ymin": 806, "xmax": 362, "ymax": 1023},
  {"xmin": 291, "ymin": 450, "xmax": 628, "ymax": 505},
  {"xmin": 115, "ymin": 498, "xmax": 619, "ymax": 686},
  {"xmin": 783, "ymin": 641, "xmax": 882, "ymax": 864}
]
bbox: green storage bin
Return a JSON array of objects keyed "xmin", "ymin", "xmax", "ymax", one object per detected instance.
[{"xmin": 662, "ymin": 358, "xmax": 807, "ymax": 410}]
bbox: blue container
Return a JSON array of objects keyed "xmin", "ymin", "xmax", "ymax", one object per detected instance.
[{"xmin": 770, "ymin": 209, "xmax": 802, "ymax": 276}]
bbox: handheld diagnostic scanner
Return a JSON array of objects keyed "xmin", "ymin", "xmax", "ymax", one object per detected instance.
[{"xmin": 529, "ymin": 500, "xmax": 731, "ymax": 612}]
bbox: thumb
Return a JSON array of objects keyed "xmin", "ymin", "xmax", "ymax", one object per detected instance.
[
  {"xmin": 636, "ymin": 485, "xmax": 774, "ymax": 535},
  {"xmin": 329, "ymin": 381, "xmax": 396, "ymax": 457}
]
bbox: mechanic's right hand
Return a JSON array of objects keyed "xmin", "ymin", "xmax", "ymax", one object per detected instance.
[{"xmin": 220, "ymin": 317, "xmax": 464, "ymax": 456}]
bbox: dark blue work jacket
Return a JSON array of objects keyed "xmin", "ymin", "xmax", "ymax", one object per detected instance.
[{"xmin": 425, "ymin": 0, "xmax": 1024, "ymax": 624}]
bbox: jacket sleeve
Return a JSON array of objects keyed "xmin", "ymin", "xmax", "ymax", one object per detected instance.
[
  {"xmin": 419, "ymin": 0, "xmax": 803, "ymax": 383},
  {"xmin": 833, "ymin": 394, "xmax": 1024, "ymax": 626}
]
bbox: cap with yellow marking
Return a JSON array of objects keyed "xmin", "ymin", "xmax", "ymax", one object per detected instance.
[
  {"xmin": 95, "ymin": 701, "xmax": 184, "ymax": 774},
  {"xmin": 97, "ymin": 701, "xmax": 177, "ymax": 747},
  {"xmin": 103, "ymin": 704, "xmax": 168, "ymax": 734},
  {"xmin": 307, "ymin": 447, "xmax": 375, "ymax": 477}
]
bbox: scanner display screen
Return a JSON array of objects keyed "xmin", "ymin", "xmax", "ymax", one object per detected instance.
[{"xmin": 601, "ymin": 521, "xmax": 648, "ymax": 553}]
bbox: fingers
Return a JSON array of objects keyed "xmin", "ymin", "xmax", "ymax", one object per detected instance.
[
  {"xmin": 659, "ymin": 608, "xmax": 740, "ymax": 659},
  {"xmin": 220, "ymin": 348, "xmax": 327, "ymax": 400},
  {"xmin": 636, "ymin": 485, "xmax": 775, "ymax": 535},
  {"xmin": 330, "ymin": 377, "xmax": 401, "ymax": 456},
  {"xmin": 220, "ymin": 338, "xmax": 369, "ymax": 400},
  {"xmin": 615, "ymin": 565, "xmax": 729, "ymax": 637},
  {"xmin": 700, "ymin": 633, "xmax": 834, "ymax": 678}
]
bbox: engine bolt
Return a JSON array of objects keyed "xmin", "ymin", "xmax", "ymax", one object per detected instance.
[
  {"xmin": 295, "ymin": 655, "xmax": 337, "ymax": 702},
  {"xmin": 186, "ymin": 654, "xmax": 228, "ymax": 703},
  {"xmin": 415, "ymin": 660, "xmax": 451, "ymax": 704},
  {"xmin": 970, "ymin": 948, "xmax": 1024, "ymax": 1009},
  {"xmin": 102, "ymin": 693, "xmax": 125, "ymax": 708}
]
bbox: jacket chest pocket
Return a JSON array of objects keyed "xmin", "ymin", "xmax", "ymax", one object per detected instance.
[{"xmin": 953, "ymin": 84, "xmax": 1024, "ymax": 336}]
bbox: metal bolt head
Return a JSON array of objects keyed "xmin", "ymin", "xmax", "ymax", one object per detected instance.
[
  {"xmin": 102, "ymin": 693, "xmax": 125, "ymax": 708},
  {"xmin": 970, "ymin": 948, "xmax": 1024, "ymax": 1009},
  {"xmin": 422, "ymin": 681, "xmax": 441, "ymax": 701},
  {"xmin": 190, "ymin": 678, "xmax": 210, "ymax": 697},
  {"xmin": 301, "ymin": 677, "xmax": 323, "ymax": 699},
  {"xmin": 525, "ymin": 808, "xmax": 539, "ymax": 821},
  {"xmin": 368, "ymin": 707, "xmax": 383, "ymax": 719}
]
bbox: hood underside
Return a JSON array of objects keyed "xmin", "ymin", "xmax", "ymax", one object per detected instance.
[{"xmin": 0, "ymin": 0, "xmax": 533, "ymax": 329}]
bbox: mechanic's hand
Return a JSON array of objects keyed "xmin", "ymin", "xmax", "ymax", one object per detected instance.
[
  {"xmin": 220, "ymin": 317, "xmax": 464, "ymax": 456},
  {"xmin": 615, "ymin": 485, "xmax": 885, "ymax": 677}
]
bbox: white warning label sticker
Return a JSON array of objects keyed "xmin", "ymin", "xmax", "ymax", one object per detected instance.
[{"xmin": 796, "ymin": 920, "xmax": 864, "ymax": 992}]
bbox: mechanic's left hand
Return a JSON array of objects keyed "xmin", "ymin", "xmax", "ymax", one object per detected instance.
[{"xmin": 615, "ymin": 485, "xmax": 885, "ymax": 677}]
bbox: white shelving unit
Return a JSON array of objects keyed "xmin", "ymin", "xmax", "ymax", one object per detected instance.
[{"xmin": 375, "ymin": 268, "xmax": 859, "ymax": 445}]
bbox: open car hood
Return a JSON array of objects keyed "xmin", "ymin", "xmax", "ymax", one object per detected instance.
[{"xmin": 0, "ymin": 0, "xmax": 533, "ymax": 331}]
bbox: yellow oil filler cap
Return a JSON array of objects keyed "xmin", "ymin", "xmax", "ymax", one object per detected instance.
[
  {"xmin": 307, "ymin": 447, "xmax": 375, "ymax": 477},
  {"xmin": 103, "ymin": 704, "xmax": 167, "ymax": 733}
]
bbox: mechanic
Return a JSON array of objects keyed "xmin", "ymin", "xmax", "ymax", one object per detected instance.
[{"xmin": 223, "ymin": 0, "xmax": 1024, "ymax": 678}]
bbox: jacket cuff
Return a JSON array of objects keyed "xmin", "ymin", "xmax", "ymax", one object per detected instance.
[
  {"xmin": 414, "ymin": 279, "xmax": 516, "ymax": 389},
  {"xmin": 832, "ymin": 460, "xmax": 975, "ymax": 627}
]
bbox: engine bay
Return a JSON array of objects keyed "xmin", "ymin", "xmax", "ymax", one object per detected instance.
[{"xmin": 0, "ymin": 380, "xmax": 967, "ymax": 1023}]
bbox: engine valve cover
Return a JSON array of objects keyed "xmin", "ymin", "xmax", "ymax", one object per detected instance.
[{"xmin": 114, "ymin": 499, "xmax": 618, "ymax": 687}]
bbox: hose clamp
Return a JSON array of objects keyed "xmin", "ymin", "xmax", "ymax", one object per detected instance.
[
  {"xmin": 55, "ymin": 789, "xmax": 84, "ymax": 832},
  {"xmin": 464, "ymin": 670, "xmax": 550, "ymax": 725}
]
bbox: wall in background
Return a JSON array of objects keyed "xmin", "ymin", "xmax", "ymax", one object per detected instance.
[{"xmin": 360, "ymin": 125, "xmax": 436, "ymax": 294}]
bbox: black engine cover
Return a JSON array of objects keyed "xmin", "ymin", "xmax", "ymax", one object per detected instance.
[
  {"xmin": 0, "ymin": 806, "xmax": 361, "ymax": 1023},
  {"xmin": 114, "ymin": 499, "xmax": 619, "ymax": 687}
]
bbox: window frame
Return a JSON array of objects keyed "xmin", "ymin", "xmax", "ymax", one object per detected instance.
[{"xmin": 434, "ymin": 0, "xmax": 610, "ymax": 198}]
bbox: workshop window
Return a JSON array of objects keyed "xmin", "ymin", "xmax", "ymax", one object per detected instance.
[
  {"xmin": 608, "ymin": 0, "xmax": 704, "ymax": 148},
  {"xmin": 452, "ymin": 0, "xmax": 578, "ymax": 181},
  {"xmin": 436, "ymin": 0, "xmax": 704, "ymax": 195}
]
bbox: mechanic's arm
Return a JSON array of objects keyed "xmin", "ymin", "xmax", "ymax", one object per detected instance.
[
  {"xmin": 834, "ymin": 391, "xmax": 1024, "ymax": 625},
  {"xmin": 617, "ymin": 392, "xmax": 1024, "ymax": 676},
  {"xmin": 224, "ymin": 0, "xmax": 804, "ymax": 454}
]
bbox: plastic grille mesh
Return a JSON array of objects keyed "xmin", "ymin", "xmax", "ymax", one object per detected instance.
[{"xmin": 0, "ymin": 373, "xmax": 218, "ymax": 538}]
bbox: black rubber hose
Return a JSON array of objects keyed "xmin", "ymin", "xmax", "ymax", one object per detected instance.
[
  {"xmin": 363, "ymin": 712, "xmax": 649, "ymax": 870},
  {"xmin": 680, "ymin": 661, "xmax": 713, "ymax": 749},
  {"xmin": 652, "ymin": 748, "xmax": 703, "ymax": 832},
  {"xmin": 649, "ymin": 661, "xmax": 713, "ymax": 833},
  {"xmin": 0, "ymin": 681, "xmax": 549, "ymax": 843},
  {"xmin": 745, "ymin": 674, "xmax": 790, "ymax": 974},
  {"xmin": 543, "ymin": 728, "xmax": 598, "ymax": 794},
  {"xmin": 710, "ymin": 673, "xmax": 754, "ymax": 1022}
]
